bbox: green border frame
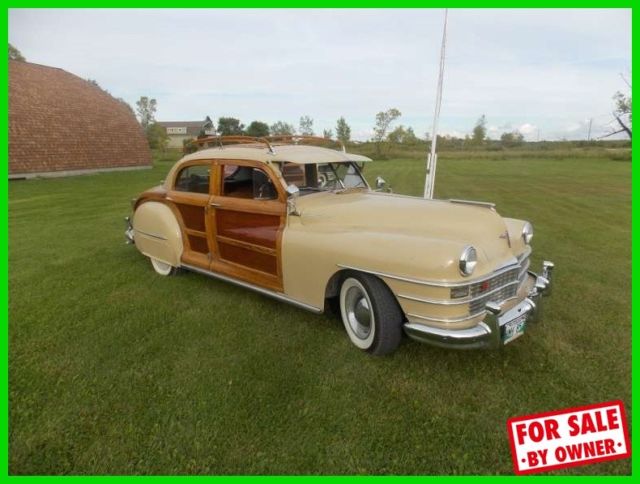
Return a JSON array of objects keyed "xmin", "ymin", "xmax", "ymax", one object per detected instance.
[{"xmin": 3, "ymin": 3, "xmax": 635, "ymax": 479}]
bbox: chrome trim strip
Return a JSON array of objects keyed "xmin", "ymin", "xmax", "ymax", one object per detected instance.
[
  {"xmin": 407, "ymin": 309, "xmax": 486, "ymax": 324},
  {"xmin": 517, "ymin": 246, "xmax": 533, "ymax": 261},
  {"xmin": 398, "ymin": 279, "xmax": 520, "ymax": 306},
  {"xmin": 407, "ymin": 293, "xmax": 521, "ymax": 324},
  {"xmin": 135, "ymin": 229, "xmax": 167, "ymax": 241},
  {"xmin": 448, "ymin": 199, "xmax": 496, "ymax": 210},
  {"xmin": 337, "ymin": 261, "xmax": 520, "ymax": 288},
  {"xmin": 181, "ymin": 263, "xmax": 323, "ymax": 314}
]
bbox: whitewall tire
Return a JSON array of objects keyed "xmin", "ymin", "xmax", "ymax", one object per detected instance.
[
  {"xmin": 150, "ymin": 257, "xmax": 178, "ymax": 276},
  {"xmin": 339, "ymin": 273, "xmax": 404, "ymax": 355}
]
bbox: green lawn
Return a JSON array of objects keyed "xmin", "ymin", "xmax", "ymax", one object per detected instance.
[{"xmin": 9, "ymin": 156, "xmax": 631, "ymax": 475}]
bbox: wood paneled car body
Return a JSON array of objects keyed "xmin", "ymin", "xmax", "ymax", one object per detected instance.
[{"xmin": 126, "ymin": 136, "xmax": 554, "ymax": 355}]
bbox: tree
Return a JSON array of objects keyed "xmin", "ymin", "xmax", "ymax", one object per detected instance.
[
  {"xmin": 199, "ymin": 116, "xmax": 214, "ymax": 138},
  {"xmin": 246, "ymin": 120, "xmax": 270, "ymax": 137},
  {"xmin": 299, "ymin": 115, "xmax": 314, "ymax": 136},
  {"xmin": 146, "ymin": 122, "xmax": 168, "ymax": 150},
  {"xmin": 9, "ymin": 43, "xmax": 25, "ymax": 61},
  {"xmin": 183, "ymin": 138, "xmax": 198, "ymax": 154},
  {"xmin": 373, "ymin": 108, "xmax": 401, "ymax": 155},
  {"xmin": 388, "ymin": 125, "xmax": 420, "ymax": 145},
  {"xmin": 270, "ymin": 121, "xmax": 295, "ymax": 136},
  {"xmin": 135, "ymin": 96, "xmax": 157, "ymax": 129},
  {"xmin": 472, "ymin": 115, "xmax": 487, "ymax": 144},
  {"xmin": 500, "ymin": 131, "xmax": 524, "ymax": 147},
  {"xmin": 323, "ymin": 128, "xmax": 334, "ymax": 139},
  {"xmin": 613, "ymin": 91, "xmax": 632, "ymax": 138},
  {"xmin": 404, "ymin": 127, "xmax": 419, "ymax": 144},
  {"xmin": 387, "ymin": 125, "xmax": 406, "ymax": 145},
  {"xmin": 217, "ymin": 117, "xmax": 244, "ymax": 135},
  {"xmin": 335, "ymin": 117, "xmax": 351, "ymax": 144}
]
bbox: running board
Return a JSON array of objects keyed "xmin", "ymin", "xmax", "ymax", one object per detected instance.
[{"xmin": 181, "ymin": 263, "xmax": 323, "ymax": 314}]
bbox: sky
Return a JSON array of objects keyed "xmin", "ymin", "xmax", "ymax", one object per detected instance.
[{"xmin": 9, "ymin": 8, "xmax": 632, "ymax": 141}]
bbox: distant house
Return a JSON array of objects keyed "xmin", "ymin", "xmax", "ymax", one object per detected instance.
[
  {"xmin": 9, "ymin": 60, "xmax": 152, "ymax": 179},
  {"xmin": 155, "ymin": 121, "xmax": 215, "ymax": 149}
]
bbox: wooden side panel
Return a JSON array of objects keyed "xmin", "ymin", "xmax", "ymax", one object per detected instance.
[
  {"xmin": 166, "ymin": 187, "xmax": 211, "ymax": 267},
  {"xmin": 216, "ymin": 210, "xmax": 280, "ymax": 249},
  {"xmin": 218, "ymin": 242, "xmax": 278, "ymax": 275},
  {"xmin": 175, "ymin": 203, "xmax": 206, "ymax": 232},
  {"xmin": 214, "ymin": 206, "xmax": 281, "ymax": 278}
]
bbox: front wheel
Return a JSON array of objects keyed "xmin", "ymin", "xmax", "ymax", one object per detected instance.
[
  {"xmin": 150, "ymin": 257, "xmax": 179, "ymax": 276},
  {"xmin": 339, "ymin": 274, "xmax": 404, "ymax": 355}
]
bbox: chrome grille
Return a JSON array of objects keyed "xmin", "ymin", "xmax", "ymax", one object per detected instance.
[{"xmin": 468, "ymin": 254, "xmax": 530, "ymax": 314}]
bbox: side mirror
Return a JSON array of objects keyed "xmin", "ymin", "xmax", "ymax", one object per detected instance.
[
  {"xmin": 286, "ymin": 184, "xmax": 300, "ymax": 198},
  {"xmin": 375, "ymin": 176, "xmax": 387, "ymax": 190}
]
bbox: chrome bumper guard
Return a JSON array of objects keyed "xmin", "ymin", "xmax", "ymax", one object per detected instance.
[
  {"xmin": 124, "ymin": 216, "xmax": 135, "ymax": 244},
  {"xmin": 403, "ymin": 260, "xmax": 554, "ymax": 350}
]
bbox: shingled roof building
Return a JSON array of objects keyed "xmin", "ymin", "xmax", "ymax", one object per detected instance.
[
  {"xmin": 155, "ymin": 121, "xmax": 215, "ymax": 149},
  {"xmin": 9, "ymin": 60, "xmax": 152, "ymax": 179}
]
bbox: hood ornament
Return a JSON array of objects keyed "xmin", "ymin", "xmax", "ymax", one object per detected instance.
[{"xmin": 499, "ymin": 230, "xmax": 511, "ymax": 248}]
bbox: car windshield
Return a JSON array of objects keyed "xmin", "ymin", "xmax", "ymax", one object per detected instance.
[{"xmin": 280, "ymin": 162, "xmax": 368, "ymax": 194}]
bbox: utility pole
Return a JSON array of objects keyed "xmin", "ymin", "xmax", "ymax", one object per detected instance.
[{"xmin": 587, "ymin": 118, "xmax": 593, "ymax": 141}]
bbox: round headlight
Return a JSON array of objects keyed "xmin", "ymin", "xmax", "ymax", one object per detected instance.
[
  {"xmin": 459, "ymin": 246, "xmax": 477, "ymax": 277},
  {"xmin": 522, "ymin": 222, "xmax": 534, "ymax": 245}
]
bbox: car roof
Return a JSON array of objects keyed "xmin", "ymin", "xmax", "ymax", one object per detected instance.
[{"xmin": 180, "ymin": 144, "xmax": 372, "ymax": 165}]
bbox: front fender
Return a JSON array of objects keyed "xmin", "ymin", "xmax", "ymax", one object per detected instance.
[{"xmin": 281, "ymin": 222, "xmax": 483, "ymax": 310}]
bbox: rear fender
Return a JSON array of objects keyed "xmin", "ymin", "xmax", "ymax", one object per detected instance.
[{"xmin": 132, "ymin": 201, "xmax": 183, "ymax": 266}]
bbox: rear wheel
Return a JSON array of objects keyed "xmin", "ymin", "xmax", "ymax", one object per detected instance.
[
  {"xmin": 339, "ymin": 273, "xmax": 404, "ymax": 355},
  {"xmin": 150, "ymin": 257, "xmax": 178, "ymax": 276}
]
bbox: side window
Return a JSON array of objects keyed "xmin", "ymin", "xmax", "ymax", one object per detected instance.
[
  {"xmin": 175, "ymin": 164, "xmax": 210, "ymax": 194},
  {"xmin": 222, "ymin": 164, "xmax": 278, "ymax": 200}
]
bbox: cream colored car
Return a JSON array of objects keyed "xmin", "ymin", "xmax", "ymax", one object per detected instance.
[{"xmin": 126, "ymin": 136, "xmax": 554, "ymax": 355}]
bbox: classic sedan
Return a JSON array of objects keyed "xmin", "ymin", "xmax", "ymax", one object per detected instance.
[{"xmin": 126, "ymin": 136, "xmax": 554, "ymax": 355}]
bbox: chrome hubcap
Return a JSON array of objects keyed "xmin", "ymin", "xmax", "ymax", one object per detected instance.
[{"xmin": 345, "ymin": 286, "xmax": 372, "ymax": 340}]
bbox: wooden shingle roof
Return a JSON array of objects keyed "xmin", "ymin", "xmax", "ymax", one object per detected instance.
[{"xmin": 9, "ymin": 60, "xmax": 152, "ymax": 177}]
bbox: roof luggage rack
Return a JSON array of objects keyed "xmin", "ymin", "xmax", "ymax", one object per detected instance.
[
  {"xmin": 189, "ymin": 135, "xmax": 276, "ymax": 154},
  {"xmin": 185, "ymin": 134, "xmax": 346, "ymax": 155},
  {"xmin": 266, "ymin": 135, "xmax": 346, "ymax": 153}
]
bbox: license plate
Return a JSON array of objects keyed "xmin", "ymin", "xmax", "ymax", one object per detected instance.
[{"xmin": 502, "ymin": 314, "xmax": 527, "ymax": 344}]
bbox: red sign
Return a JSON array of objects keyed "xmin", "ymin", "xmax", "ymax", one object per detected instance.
[{"xmin": 507, "ymin": 400, "xmax": 630, "ymax": 474}]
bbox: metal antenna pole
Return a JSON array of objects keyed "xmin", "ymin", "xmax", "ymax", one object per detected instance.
[
  {"xmin": 424, "ymin": 9, "xmax": 448, "ymax": 199},
  {"xmin": 587, "ymin": 118, "xmax": 593, "ymax": 141}
]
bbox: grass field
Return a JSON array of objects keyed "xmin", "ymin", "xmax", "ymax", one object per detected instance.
[{"xmin": 9, "ymin": 155, "xmax": 631, "ymax": 475}]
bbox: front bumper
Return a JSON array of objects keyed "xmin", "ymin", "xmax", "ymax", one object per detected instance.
[
  {"xmin": 124, "ymin": 216, "xmax": 135, "ymax": 244},
  {"xmin": 403, "ymin": 261, "xmax": 554, "ymax": 349}
]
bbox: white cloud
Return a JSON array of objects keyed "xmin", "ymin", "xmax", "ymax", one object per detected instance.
[{"xmin": 518, "ymin": 123, "xmax": 538, "ymax": 135}]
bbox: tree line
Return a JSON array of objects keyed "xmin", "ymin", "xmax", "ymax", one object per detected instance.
[{"xmin": 135, "ymin": 97, "xmax": 355, "ymax": 151}]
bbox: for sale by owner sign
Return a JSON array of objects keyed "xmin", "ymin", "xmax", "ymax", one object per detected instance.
[{"xmin": 507, "ymin": 400, "xmax": 630, "ymax": 474}]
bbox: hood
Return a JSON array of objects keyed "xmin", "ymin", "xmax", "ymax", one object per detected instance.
[{"xmin": 295, "ymin": 190, "xmax": 517, "ymax": 264}]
